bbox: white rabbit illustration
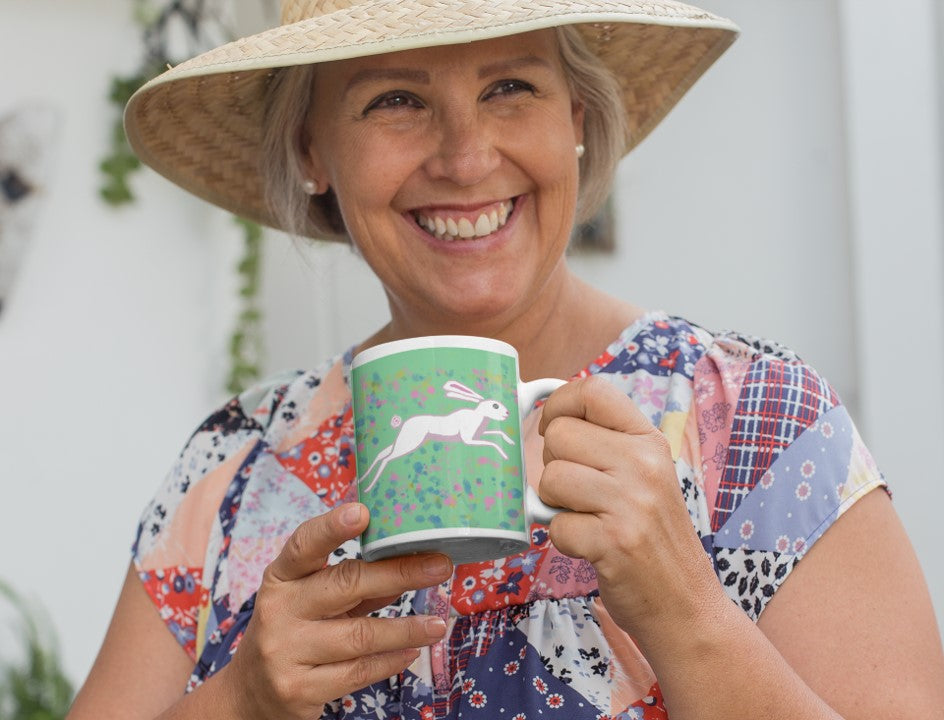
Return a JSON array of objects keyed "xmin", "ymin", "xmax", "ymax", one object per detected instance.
[{"xmin": 360, "ymin": 380, "xmax": 516, "ymax": 492}]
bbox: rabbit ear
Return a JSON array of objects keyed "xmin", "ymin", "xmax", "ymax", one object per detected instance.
[
  {"xmin": 442, "ymin": 380, "xmax": 484, "ymax": 402},
  {"xmin": 444, "ymin": 390, "xmax": 478, "ymax": 403}
]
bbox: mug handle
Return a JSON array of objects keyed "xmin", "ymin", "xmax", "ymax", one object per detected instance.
[
  {"xmin": 518, "ymin": 377, "xmax": 568, "ymax": 525},
  {"xmin": 518, "ymin": 377, "xmax": 567, "ymax": 414}
]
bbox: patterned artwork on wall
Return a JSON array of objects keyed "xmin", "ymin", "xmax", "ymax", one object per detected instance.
[{"xmin": 0, "ymin": 105, "xmax": 60, "ymax": 315}]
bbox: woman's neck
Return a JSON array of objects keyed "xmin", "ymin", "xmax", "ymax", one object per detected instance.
[
  {"xmin": 361, "ymin": 265, "xmax": 645, "ymax": 381},
  {"xmin": 508, "ymin": 272, "xmax": 645, "ymax": 380}
]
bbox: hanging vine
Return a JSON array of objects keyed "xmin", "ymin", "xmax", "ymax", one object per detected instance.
[
  {"xmin": 100, "ymin": 0, "xmax": 266, "ymax": 394},
  {"xmin": 227, "ymin": 217, "xmax": 264, "ymax": 393}
]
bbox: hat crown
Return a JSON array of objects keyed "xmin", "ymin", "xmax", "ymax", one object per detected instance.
[{"xmin": 281, "ymin": 0, "xmax": 366, "ymax": 25}]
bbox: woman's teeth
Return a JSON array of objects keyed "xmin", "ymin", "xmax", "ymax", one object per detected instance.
[{"xmin": 415, "ymin": 199, "xmax": 514, "ymax": 241}]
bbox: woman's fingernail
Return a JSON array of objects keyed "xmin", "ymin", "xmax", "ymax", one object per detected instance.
[
  {"xmin": 424, "ymin": 616, "xmax": 446, "ymax": 637},
  {"xmin": 341, "ymin": 504, "xmax": 362, "ymax": 526},
  {"xmin": 422, "ymin": 555, "xmax": 452, "ymax": 577}
]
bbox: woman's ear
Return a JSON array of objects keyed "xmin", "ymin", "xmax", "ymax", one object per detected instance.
[
  {"xmin": 297, "ymin": 122, "xmax": 328, "ymax": 193},
  {"xmin": 571, "ymin": 98, "xmax": 586, "ymax": 148}
]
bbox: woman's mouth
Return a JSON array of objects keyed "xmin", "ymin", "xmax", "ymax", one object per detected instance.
[{"xmin": 411, "ymin": 198, "xmax": 516, "ymax": 242}]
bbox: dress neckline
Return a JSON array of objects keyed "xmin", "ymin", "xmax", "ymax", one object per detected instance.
[{"xmin": 339, "ymin": 310, "xmax": 668, "ymax": 389}]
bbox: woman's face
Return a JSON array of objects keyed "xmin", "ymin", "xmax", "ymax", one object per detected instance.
[{"xmin": 304, "ymin": 30, "xmax": 584, "ymax": 330}]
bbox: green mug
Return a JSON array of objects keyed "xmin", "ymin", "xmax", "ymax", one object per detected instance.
[{"xmin": 351, "ymin": 335, "xmax": 566, "ymax": 564}]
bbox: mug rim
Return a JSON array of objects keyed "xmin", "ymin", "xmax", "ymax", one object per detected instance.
[{"xmin": 352, "ymin": 334, "xmax": 518, "ymax": 369}]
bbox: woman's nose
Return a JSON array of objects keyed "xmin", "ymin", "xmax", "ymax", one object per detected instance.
[{"xmin": 422, "ymin": 111, "xmax": 500, "ymax": 187}]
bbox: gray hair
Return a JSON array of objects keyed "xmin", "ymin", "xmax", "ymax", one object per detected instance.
[{"xmin": 261, "ymin": 25, "xmax": 628, "ymax": 241}]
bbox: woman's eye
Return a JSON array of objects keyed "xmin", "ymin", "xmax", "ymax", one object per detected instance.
[
  {"xmin": 486, "ymin": 79, "xmax": 535, "ymax": 99},
  {"xmin": 364, "ymin": 92, "xmax": 422, "ymax": 113}
]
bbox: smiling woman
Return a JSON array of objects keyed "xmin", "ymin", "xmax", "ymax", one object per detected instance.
[{"xmin": 68, "ymin": 2, "xmax": 944, "ymax": 720}]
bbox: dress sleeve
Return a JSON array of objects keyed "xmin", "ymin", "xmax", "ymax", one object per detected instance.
[
  {"xmin": 130, "ymin": 375, "xmax": 294, "ymax": 659},
  {"xmin": 696, "ymin": 335, "xmax": 887, "ymax": 620}
]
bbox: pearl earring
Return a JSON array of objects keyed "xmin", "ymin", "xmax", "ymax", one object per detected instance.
[
  {"xmin": 575, "ymin": 144, "xmax": 585, "ymax": 159},
  {"xmin": 302, "ymin": 179, "xmax": 319, "ymax": 195}
]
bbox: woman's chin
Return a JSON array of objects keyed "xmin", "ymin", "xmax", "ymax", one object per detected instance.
[
  {"xmin": 413, "ymin": 286, "xmax": 524, "ymax": 330},
  {"xmin": 399, "ymin": 255, "xmax": 569, "ymax": 333}
]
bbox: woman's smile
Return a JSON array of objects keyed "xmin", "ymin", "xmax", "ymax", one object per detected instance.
[{"xmin": 410, "ymin": 197, "xmax": 517, "ymax": 242}]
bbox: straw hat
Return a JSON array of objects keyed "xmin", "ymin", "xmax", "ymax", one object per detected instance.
[{"xmin": 124, "ymin": 0, "xmax": 738, "ymax": 234}]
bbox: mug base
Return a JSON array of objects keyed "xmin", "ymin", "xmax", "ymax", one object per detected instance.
[{"xmin": 362, "ymin": 527, "xmax": 530, "ymax": 565}]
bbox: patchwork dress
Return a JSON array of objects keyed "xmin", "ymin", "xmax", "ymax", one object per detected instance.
[{"xmin": 132, "ymin": 312, "xmax": 886, "ymax": 718}]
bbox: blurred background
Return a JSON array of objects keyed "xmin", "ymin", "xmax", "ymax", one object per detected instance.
[{"xmin": 1, "ymin": 0, "xmax": 942, "ymax": 695}]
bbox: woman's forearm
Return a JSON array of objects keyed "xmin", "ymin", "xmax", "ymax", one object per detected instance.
[
  {"xmin": 638, "ymin": 595, "xmax": 842, "ymax": 720},
  {"xmin": 153, "ymin": 666, "xmax": 248, "ymax": 720}
]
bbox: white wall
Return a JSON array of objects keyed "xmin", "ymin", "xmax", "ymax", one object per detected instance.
[
  {"xmin": 1, "ymin": 0, "xmax": 941, "ymax": 689},
  {"xmin": 0, "ymin": 0, "xmax": 239, "ymax": 681},
  {"xmin": 837, "ymin": 0, "xmax": 944, "ymax": 607},
  {"xmin": 582, "ymin": 1, "xmax": 858, "ymax": 403}
]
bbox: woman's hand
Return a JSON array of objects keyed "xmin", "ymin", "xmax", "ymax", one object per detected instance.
[
  {"xmin": 538, "ymin": 376, "xmax": 722, "ymax": 647},
  {"xmin": 222, "ymin": 503, "xmax": 453, "ymax": 720}
]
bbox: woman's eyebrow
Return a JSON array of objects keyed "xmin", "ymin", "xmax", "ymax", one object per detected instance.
[
  {"xmin": 343, "ymin": 68, "xmax": 430, "ymax": 96},
  {"xmin": 477, "ymin": 56, "xmax": 552, "ymax": 78},
  {"xmin": 341, "ymin": 56, "xmax": 550, "ymax": 97}
]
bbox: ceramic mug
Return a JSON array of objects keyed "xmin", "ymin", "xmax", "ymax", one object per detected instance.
[{"xmin": 351, "ymin": 335, "xmax": 566, "ymax": 564}]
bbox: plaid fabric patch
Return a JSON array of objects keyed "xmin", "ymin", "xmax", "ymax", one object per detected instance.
[
  {"xmin": 435, "ymin": 606, "xmax": 531, "ymax": 716},
  {"xmin": 711, "ymin": 359, "xmax": 838, "ymax": 532}
]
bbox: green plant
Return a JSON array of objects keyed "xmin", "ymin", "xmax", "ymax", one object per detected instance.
[
  {"xmin": 99, "ymin": 0, "xmax": 195, "ymax": 209},
  {"xmin": 227, "ymin": 217, "xmax": 265, "ymax": 394},
  {"xmin": 0, "ymin": 580, "xmax": 74, "ymax": 720},
  {"xmin": 99, "ymin": 71, "xmax": 148, "ymax": 206},
  {"xmin": 100, "ymin": 1, "xmax": 265, "ymax": 394}
]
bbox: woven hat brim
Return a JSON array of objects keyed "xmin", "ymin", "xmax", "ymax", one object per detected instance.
[{"xmin": 125, "ymin": 0, "xmax": 738, "ymax": 237}]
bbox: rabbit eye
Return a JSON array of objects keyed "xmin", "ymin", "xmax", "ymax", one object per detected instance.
[{"xmin": 492, "ymin": 403, "xmax": 499, "ymax": 409}]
